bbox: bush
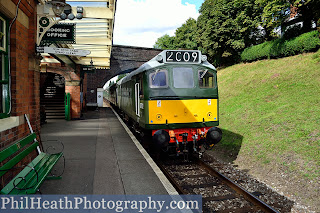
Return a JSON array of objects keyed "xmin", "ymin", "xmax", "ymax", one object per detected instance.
[{"xmin": 241, "ymin": 30, "xmax": 320, "ymax": 62}]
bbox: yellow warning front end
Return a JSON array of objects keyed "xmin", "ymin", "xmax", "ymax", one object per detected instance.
[{"xmin": 148, "ymin": 99, "xmax": 218, "ymax": 124}]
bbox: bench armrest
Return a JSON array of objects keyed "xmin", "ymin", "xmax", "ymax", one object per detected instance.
[{"xmin": 43, "ymin": 140, "xmax": 65, "ymax": 154}]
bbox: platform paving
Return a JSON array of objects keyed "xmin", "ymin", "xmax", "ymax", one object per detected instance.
[{"xmin": 39, "ymin": 107, "xmax": 170, "ymax": 195}]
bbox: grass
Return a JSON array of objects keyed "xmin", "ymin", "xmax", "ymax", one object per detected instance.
[{"xmin": 215, "ymin": 52, "xmax": 320, "ymax": 179}]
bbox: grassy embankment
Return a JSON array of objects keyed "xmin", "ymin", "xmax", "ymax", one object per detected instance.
[{"xmin": 213, "ymin": 52, "xmax": 320, "ymax": 180}]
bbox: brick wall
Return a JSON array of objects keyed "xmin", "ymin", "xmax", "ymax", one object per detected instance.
[
  {"xmin": 0, "ymin": 0, "xmax": 40, "ymax": 138},
  {"xmin": 0, "ymin": 0, "xmax": 40, "ymax": 187},
  {"xmin": 86, "ymin": 45, "xmax": 162, "ymax": 104}
]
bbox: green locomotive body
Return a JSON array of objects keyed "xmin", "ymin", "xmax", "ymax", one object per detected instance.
[{"xmin": 104, "ymin": 50, "xmax": 222, "ymax": 155}]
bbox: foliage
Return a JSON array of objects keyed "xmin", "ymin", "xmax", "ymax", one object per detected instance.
[
  {"xmin": 196, "ymin": 0, "xmax": 263, "ymax": 66},
  {"xmin": 116, "ymin": 74, "xmax": 127, "ymax": 82},
  {"xmin": 255, "ymin": 0, "xmax": 290, "ymax": 39},
  {"xmin": 153, "ymin": 0, "xmax": 320, "ymax": 66},
  {"xmin": 153, "ymin": 34, "xmax": 177, "ymax": 49},
  {"xmin": 256, "ymin": 0, "xmax": 320, "ymax": 39},
  {"xmin": 174, "ymin": 18, "xmax": 198, "ymax": 50},
  {"xmin": 153, "ymin": 18, "xmax": 198, "ymax": 50},
  {"xmin": 241, "ymin": 30, "xmax": 320, "ymax": 61}
]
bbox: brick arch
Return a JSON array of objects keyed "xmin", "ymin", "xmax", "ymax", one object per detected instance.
[
  {"xmin": 45, "ymin": 65, "xmax": 76, "ymax": 82},
  {"xmin": 43, "ymin": 64, "xmax": 82, "ymax": 119}
]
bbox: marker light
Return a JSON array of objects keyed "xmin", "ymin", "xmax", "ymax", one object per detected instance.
[
  {"xmin": 201, "ymin": 55, "xmax": 207, "ymax": 62},
  {"xmin": 156, "ymin": 55, "xmax": 163, "ymax": 62}
]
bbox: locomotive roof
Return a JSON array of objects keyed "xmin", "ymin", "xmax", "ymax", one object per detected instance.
[{"xmin": 117, "ymin": 50, "xmax": 216, "ymax": 85}]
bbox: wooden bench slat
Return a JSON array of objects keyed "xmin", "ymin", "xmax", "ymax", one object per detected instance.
[
  {"xmin": 21, "ymin": 153, "xmax": 63, "ymax": 194},
  {"xmin": 0, "ymin": 141, "xmax": 39, "ymax": 178},
  {"xmin": 1, "ymin": 153, "xmax": 47, "ymax": 194},
  {"xmin": 2, "ymin": 152, "xmax": 63, "ymax": 195},
  {"xmin": 0, "ymin": 133, "xmax": 37, "ymax": 162},
  {"xmin": 1, "ymin": 132, "xmax": 63, "ymax": 195}
]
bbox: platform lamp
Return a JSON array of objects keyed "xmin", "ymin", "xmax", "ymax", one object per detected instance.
[{"xmin": 45, "ymin": 0, "xmax": 66, "ymax": 17}]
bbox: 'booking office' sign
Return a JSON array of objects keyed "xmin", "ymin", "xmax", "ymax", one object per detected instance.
[{"xmin": 42, "ymin": 23, "xmax": 75, "ymax": 44}]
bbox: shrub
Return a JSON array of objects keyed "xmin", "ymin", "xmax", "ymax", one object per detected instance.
[{"xmin": 241, "ymin": 30, "xmax": 320, "ymax": 62}]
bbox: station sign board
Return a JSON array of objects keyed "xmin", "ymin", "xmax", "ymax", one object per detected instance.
[
  {"xmin": 42, "ymin": 23, "xmax": 75, "ymax": 44},
  {"xmin": 37, "ymin": 46, "xmax": 91, "ymax": 57}
]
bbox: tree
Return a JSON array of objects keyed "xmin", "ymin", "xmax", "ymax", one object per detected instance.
[
  {"xmin": 296, "ymin": 0, "xmax": 320, "ymax": 33},
  {"xmin": 196, "ymin": 0, "xmax": 263, "ymax": 66},
  {"xmin": 257, "ymin": 0, "xmax": 320, "ymax": 39},
  {"xmin": 174, "ymin": 18, "xmax": 198, "ymax": 50},
  {"xmin": 256, "ymin": 0, "xmax": 290, "ymax": 39},
  {"xmin": 153, "ymin": 34, "xmax": 177, "ymax": 49}
]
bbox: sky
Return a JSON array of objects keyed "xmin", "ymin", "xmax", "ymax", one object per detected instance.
[{"xmin": 113, "ymin": 0, "xmax": 205, "ymax": 48}]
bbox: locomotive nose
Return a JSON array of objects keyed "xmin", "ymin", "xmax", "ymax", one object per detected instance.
[
  {"xmin": 206, "ymin": 127, "xmax": 222, "ymax": 145},
  {"xmin": 153, "ymin": 130, "xmax": 170, "ymax": 149}
]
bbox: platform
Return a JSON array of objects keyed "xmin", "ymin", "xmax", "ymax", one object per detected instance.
[{"xmin": 39, "ymin": 107, "xmax": 176, "ymax": 195}]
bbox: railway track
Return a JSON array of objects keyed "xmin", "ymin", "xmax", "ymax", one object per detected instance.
[
  {"xmin": 158, "ymin": 157, "xmax": 280, "ymax": 213},
  {"xmin": 114, "ymin": 107, "xmax": 291, "ymax": 212}
]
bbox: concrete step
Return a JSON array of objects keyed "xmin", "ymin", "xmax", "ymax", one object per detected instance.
[{"xmin": 46, "ymin": 112, "xmax": 65, "ymax": 116}]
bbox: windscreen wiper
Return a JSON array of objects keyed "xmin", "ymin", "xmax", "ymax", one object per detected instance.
[
  {"xmin": 152, "ymin": 69, "xmax": 160, "ymax": 81},
  {"xmin": 200, "ymin": 69, "xmax": 208, "ymax": 78}
]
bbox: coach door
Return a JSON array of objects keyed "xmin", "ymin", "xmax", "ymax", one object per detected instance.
[{"xmin": 135, "ymin": 83, "xmax": 140, "ymax": 117}]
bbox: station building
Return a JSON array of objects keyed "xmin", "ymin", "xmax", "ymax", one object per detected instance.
[
  {"xmin": 0, "ymin": 0, "xmax": 116, "ymax": 178},
  {"xmin": 0, "ymin": 0, "xmax": 164, "ymax": 189}
]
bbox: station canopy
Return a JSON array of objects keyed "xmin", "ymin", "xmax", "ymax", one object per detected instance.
[{"xmin": 41, "ymin": 0, "xmax": 116, "ymax": 69}]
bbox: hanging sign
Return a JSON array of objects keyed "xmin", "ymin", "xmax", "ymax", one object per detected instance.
[
  {"xmin": 42, "ymin": 23, "xmax": 76, "ymax": 44},
  {"xmin": 37, "ymin": 46, "xmax": 90, "ymax": 57},
  {"xmin": 81, "ymin": 65, "xmax": 95, "ymax": 72}
]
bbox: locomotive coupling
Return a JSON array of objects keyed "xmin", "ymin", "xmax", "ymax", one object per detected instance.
[
  {"xmin": 153, "ymin": 130, "xmax": 170, "ymax": 149},
  {"xmin": 206, "ymin": 127, "xmax": 222, "ymax": 145}
]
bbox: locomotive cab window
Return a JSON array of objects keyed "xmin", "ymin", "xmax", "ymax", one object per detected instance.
[
  {"xmin": 149, "ymin": 69, "xmax": 168, "ymax": 88},
  {"xmin": 199, "ymin": 69, "xmax": 215, "ymax": 88},
  {"xmin": 173, "ymin": 67, "xmax": 194, "ymax": 88}
]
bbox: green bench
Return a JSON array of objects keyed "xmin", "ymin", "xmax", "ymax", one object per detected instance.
[{"xmin": 0, "ymin": 133, "xmax": 63, "ymax": 194}]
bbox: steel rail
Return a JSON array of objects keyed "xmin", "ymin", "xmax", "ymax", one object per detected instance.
[
  {"xmin": 196, "ymin": 158, "xmax": 279, "ymax": 213},
  {"xmin": 156, "ymin": 161, "xmax": 187, "ymax": 195}
]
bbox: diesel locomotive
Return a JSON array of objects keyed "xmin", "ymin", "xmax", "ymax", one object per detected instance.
[{"xmin": 103, "ymin": 50, "xmax": 222, "ymax": 157}]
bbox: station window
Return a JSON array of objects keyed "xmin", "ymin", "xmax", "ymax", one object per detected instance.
[
  {"xmin": 198, "ymin": 69, "xmax": 215, "ymax": 88},
  {"xmin": 149, "ymin": 69, "xmax": 168, "ymax": 88},
  {"xmin": 173, "ymin": 67, "xmax": 194, "ymax": 88},
  {"xmin": 0, "ymin": 15, "xmax": 9, "ymax": 118}
]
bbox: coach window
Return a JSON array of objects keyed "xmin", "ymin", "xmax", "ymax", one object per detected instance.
[
  {"xmin": 198, "ymin": 69, "xmax": 215, "ymax": 88},
  {"xmin": 173, "ymin": 67, "xmax": 194, "ymax": 88},
  {"xmin": 149, "ymin": 69, "xmax": 168, "ymax": 88},
  {"xmin": 0, "ymin": 15, "xmax": 9, "ymax": 119}
]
